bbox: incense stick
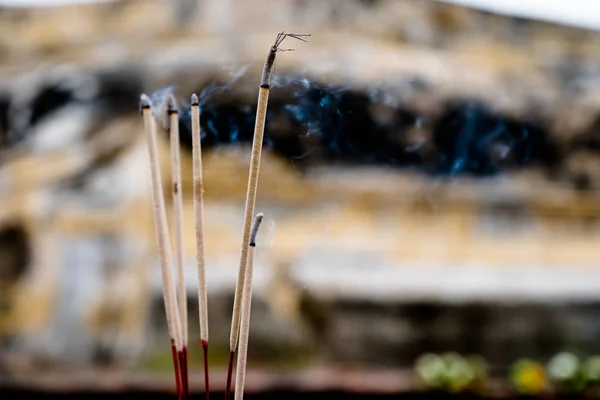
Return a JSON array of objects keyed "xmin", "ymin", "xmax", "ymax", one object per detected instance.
[
  {"xmin": 168, "ymin": 95, "xmax": 189, "ymax": 398},
  {"xmin": 191, "ymin": 93, "xmax": 210, "ymax": 400},
  {"xmin": 140, "ymin": 94, "xmax": 184, "ymax": 399},
  {"xmin": 225, "ymin": 31, "xmax": 310, "ymax": 400},
  {"xmin": 233, "ymin": 213, "xmax": 264, "ymax": 400}
]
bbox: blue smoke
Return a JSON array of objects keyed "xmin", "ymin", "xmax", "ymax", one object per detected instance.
[{"xmin": 174, "ymin": 75, "xmax": 556, "ymax": 178}]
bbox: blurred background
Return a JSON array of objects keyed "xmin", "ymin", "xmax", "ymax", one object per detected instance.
[{"xmin": 2, "ymin": 0, "xmax": 600, "ymax": 398}]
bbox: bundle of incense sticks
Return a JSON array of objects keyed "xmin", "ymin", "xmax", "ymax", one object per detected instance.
[
  {"xmin": 140, "ymin": 94, "xmax": 186, "ymax": 399},
  {"xmin": 139, "ymin": 31, "xmax": 308, "ymax": 400}
]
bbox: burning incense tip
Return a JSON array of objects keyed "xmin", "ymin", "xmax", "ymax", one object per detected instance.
[
  {"xmin": 249, "ymin": 213, "xmax": 264, "ymax": 247},
  {"xmin": 167, "ymin": 94, "xmax": 179, "ymax": 115},
  {"xmin": 139, "ymin": 93, "xmax": 152, "ymax": 110},
  {"xmin": 191, "ymin": 93, "xmax": 199, "ymax": 106},
  {"xmin": 261, "ymin": 32, "xmax": 310, "ymax": 88}
]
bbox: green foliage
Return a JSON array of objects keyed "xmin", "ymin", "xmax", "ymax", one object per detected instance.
[
  {"xmin": 414, "ymin": 352, "xmax": 487, "ymax": 393},
  {"xmin": 510, "ymin": 358, "xmax": 547, "ymax": 395},
  {"xmin": 547, "ymin": 351, "xmax": 585, "ymax": 393},
  {"xmin": 415, "ymin": 353, "xmax": 446, "ymax": 390},
  {"xmin": 583, "ymin": 355, "xmax": 600, "ymax": 385},
  {"xmin": 414, "ymin": 351, "xmax": 600, "ymax": 396}
]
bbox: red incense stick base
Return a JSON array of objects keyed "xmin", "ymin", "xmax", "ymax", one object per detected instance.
[
  {"xmin": 170, "ymin": 340, "xmax": 183, "ymax": 400},
  {"xmin": 224, "ymin": 350, "xmax": 235, "ymax": 400},
  {"xmin": 202, "ymin": 339, "xmax": 210, "ymax": 400},
  {"xmin": 178, "ymin": 348, "xmax": 188, "ymax": 399}
]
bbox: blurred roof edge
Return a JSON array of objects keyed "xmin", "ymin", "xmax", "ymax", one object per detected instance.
[{"xmin": 2, "ymin": 0, "xmax": 600, "ymax": 33}]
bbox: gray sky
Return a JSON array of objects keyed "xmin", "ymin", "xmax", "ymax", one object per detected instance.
[
  {"xmin": 438, "ymin": 0, "xmax": 600, "ymax": 31},
  {"xmin": 0, "ymin": 0, "xmax": 116, "ymax": 6}
]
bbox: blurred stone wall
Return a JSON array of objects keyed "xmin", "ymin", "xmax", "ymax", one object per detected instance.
[{"xmin": 1, "ymin": 0, "xmax": 600, "ymax": 376}]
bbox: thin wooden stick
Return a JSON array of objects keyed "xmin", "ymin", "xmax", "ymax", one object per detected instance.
[
  {"xmin": 140, "ymin": 94, "xmax": 183, "ymax": 400},
  {"xmin": 168, "ymin": 95, "xmax": 189, "ymax": 399},
  {"xmin": 225, "ymin": 31, "xmax": 310, "ymax": 400},
  {"xmin": 233, "ymin": 213, "xmax": 264, "ymax": 400},
  {"xmin": 191, "ymin": 93, "xmax": 210, "ymax": 400}
]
